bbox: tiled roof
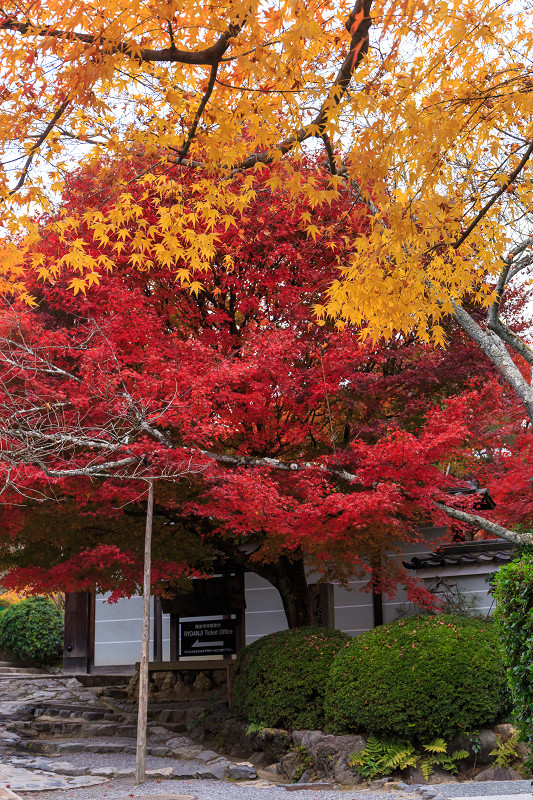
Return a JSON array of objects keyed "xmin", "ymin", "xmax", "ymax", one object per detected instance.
[
  {"xmin": 402, "ymin": 538, "xmax": 515, "ymax": 571},
  {"xmin": 447, "ymin": 482, "xmax": 496, "ymax": 510}
]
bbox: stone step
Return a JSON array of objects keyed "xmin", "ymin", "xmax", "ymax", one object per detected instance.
[
  {"xmin": 0, "ymin": 673, "xmax": 63, "ymax": 680},
  {"xmin": 9, "ymin": 719, "xmax": 139, "ymax": 738},
  {"xmin": 0, "ymin": 667, "xmax": 46, "ymax": 675}
]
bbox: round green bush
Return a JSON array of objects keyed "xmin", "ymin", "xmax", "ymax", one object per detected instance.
[
  {"xmin": 325, "ymin": 614, "xmax": 508, "ymax": 741},
  {"xmin": 0, "ymin": 596, "xmax": 63, "ymax": 665},
  {"xmin": 233, "ymin": 626, "xmax": 351, "ymax": 730}
]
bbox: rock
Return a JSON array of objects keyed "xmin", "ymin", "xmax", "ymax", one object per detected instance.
[
  {"xmin": 474, "ymin": 766, "xmax": 523, "ymax": 781},
  {"xmin": 147, "ymin": 767, "xmax": 174, "ymax": 778},
  {"xmin": 125, "ymin": 673, "xmax": 139, "ymax": 697},
  {"xmin": 152, "ymin": 671, "xmax": 176, "ymax": 693},
  {"xmin": 193, "ymin": 672, "xmax": 213, "ymax": 692},
  {"xmin": 255, "ymin": 728, "xmax": 292, "ymax": 761},
  {"xmin": 201, "ymin": 759, "xmax": 230, "ymax": 780},
  {"xmin": 332, "ymin": 755, "xmax": 363, "ymax": 787},
  {"xmin": 89, "ymin": 766, "xmax": 116, "ymax": 777},
  {"xmin": 227, "ymin": 764, "xmax": 257, "ymax": 780},
  {"xmin": 298, "ymin": 769, "xmax": 313, "ymax": 783},
  {"xmin": 249, "ymin": 751, "xmax": 268, "ymax": 766},
  {"xmin": 166, "ymin": 736, "xmax": 194, "ymax": 749},
  {"xmin": 476, "ymin": 728, "xmax": 499, "ymax": 764},
  {"xmin": 56, "ymin": 743, "xmax": 84, "ymax": 754},
  {"xmin": 449, "ymin": 727, "xmax": 498, "ymax": 767},
  {"xmin": 172, "ymin": 766, "xmax": 200, "ymax": 779},
  {"xmin": 285, "ymin": 783, "xmax": 334, "ymax": 791},
  {"xmin": 195, "ymin": 749, "xmax": 220, "ymax": 763},
  {"xmin": 279, "ymin": 752, "xmax": 300, "ymax": 781},
  {"xmin": 368, "ymin": 778, "xmax": 396, "ymax": 788},
  {"xmin": 222, "ymin": 719, "xmax": 254, "ymax": 756},
  {"xmin": 149, "ymin": 746, "xmax": 170, "ymax": 757},
  {"xmin": 516, "ymin": 741, "xmax": 530, "ymax": 762},
  {"xmin": 292, "ymin": 731, "xmax": 325, "ymax": 751},
  {"xmin": 263, "ymin": 763, "xmax": 280, "ymax": 774},
  {"xmin": 112, "ymin": 768, "xmax": 135, "ymax": 778},
  {"xmin": 406, "ymin": 766, "xmax": 457, "ymax": 784},
  {"xmin": 310, "ymin": 734, "xmax": 366, "ymax": 783},
  {"xmin": 493, "ymin": 723, "xmax": 518, "ymax": 741}
]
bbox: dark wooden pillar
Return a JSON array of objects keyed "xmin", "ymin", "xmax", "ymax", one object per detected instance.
[
  {"xmin": 169, "ymin": 613, "xmax": 178, "ymax": 661},
  {"xmin": 153, "ymin": 595, "xmax": 163, "ymax": 662},
  {"xmin": 308, "ymin": 583, "xmax": 335, "ymax": 628},
  {"xmin": 63, "ymin": 591, "xmax": 93, "ymax": 674},
  {"xmin": 372, "ymin": 587, "xmax": 383, "ymax": 627}
]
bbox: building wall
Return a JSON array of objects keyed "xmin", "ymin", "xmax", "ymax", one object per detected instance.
[{"xmin": 92, "ymin": 527, "xmax": 495, "ymax": 667}]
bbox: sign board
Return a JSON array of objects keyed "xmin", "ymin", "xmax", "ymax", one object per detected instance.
[
  {"xmin": 161, "ymin": 574, "xmax": 246, "ymax": 616},
  {"xmin": 180, "ymin": 619, "xmax": 237, "ymax": 657}
]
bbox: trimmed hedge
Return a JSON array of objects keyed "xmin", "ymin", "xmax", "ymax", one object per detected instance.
[
  {"xmin": 493, "ymin": 552, "xmax": 533, "ymax": 772},
  {"xmin": 0, "ymin": 596, "xmax": 63, "ymax": 665},
  {"xmin": 325, "ymin": 614, "xmax": 508, "ymax": 741},
  {"xmin": 232, "ymin": 626, "xmax": 351, "ymax": 730}
]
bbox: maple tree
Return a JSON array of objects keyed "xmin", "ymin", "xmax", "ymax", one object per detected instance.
[
  {"xmin": 0, "ymin": 0, "xmax": 530, "ymax": 339},
  {"xmin": 0, "ymin": 160, "xmax": 508, "ymax": 623}
]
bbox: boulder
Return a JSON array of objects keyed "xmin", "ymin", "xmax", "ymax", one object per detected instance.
[
  {"xmin": 227, "ymin": 763, "xmax": 257, "ymax": 780},
  {"xmin": 406, "ymin": 766, "xmax": 458, "ymax": 784},
  {"xmin": 255, "ymin": 728, "xmax": 292, "ymax": 761},
  {"xmin": 292, "ymin": 731, "xmax": 325, "ymax": 751},
  {"xmin": 310, "ymin": 734, "xmax": 366, "ymax": 785},
  {"xmin": 474, "ymin": 766, "xmax": 523, "ymax": 781},
  {"xmin": 448, "ymin": 728, "xmax": 498, "ymax": 767},
  {"xmin": 279, "ymin": 752, "xmax": 301, "ymax": 781},
  {"xmin": 152, "ymin": 671, "xmax": 176, "ymax": 693},
  {"xmin": 193, "ymin": 672, "xmax": 213, "ymax": 692},
  {"xmin": 493, "ymin": 723, "xmax": 519, "ymax": 742}
]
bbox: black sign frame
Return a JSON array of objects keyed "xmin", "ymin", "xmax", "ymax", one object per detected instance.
[{"xmin": 180, "ymin": 619, "xmax": 237, "ymax": 657}]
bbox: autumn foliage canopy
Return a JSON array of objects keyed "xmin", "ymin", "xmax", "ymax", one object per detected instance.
[{"xmin": 0, "ymin": 160, "xmax": 511, "ymax": 609}]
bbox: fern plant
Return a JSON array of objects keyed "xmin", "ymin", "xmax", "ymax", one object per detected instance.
[
  {"xmin": 349, "ymin": 736, "xmax": 418, "ymax": 779},
  {"xmin": 419, "ymin": 738, "xmax": 469, "ymax": 781},
  {"xmin": 349, "ymin": 735, "xmax": 468, "ymax": 781},
  {"xmin": 489, "ymin": 733, "xmax": 524, "ymax": 770}
]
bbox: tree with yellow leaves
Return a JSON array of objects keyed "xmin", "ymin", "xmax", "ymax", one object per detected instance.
[{"xmin": 0, "ymin": 0, "xmax": 530, "ymax": 325}]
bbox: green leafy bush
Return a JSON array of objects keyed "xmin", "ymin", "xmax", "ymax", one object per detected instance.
[
  {"xmin": 0, "ymin": 596, "xmax": 63, "ymax": 665},
  {"xmin": 326, "ymin": 614, "xmax": 507, "ymax": 740},
  {"xmin": 232, "ymin": 626, "xmax": 350, "ymax": 730},
  {"xmin": 493, "ymin": 552, "xmax": 533, "ymax": 772}
]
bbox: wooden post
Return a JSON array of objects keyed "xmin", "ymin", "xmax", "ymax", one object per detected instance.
[{"xmin": 135, "ymin": 479, "xmax": 154, "ymax": 785}]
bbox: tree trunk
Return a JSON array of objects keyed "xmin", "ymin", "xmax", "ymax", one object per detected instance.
[
  {"xmin": 209, "ymin": 537, "xmax": 313, "ymax": 628},
  {"xmin": 270, "ymin": 554, "xmax": 313, "ymax": 628}
]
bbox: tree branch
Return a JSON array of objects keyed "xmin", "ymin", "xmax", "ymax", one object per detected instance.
[
  {"xmin": 230, "ymin": 0, "xmax": 372, "ymax": 172},
  {"xmin": 435, "ymin": 501, "xmax": 531, "ymax": 545},
  {"xmin": 453, "ymin": 139, "xmax": 533, "ymax": 250},
  {"xmin": 0, "ymin": 16, "xmax": 241, "ymax": 66}
]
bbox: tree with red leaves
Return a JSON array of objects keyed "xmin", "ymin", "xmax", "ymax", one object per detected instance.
[{"xmin": 0, "ymin": 160, "xmax": 505, "ymax": 624}]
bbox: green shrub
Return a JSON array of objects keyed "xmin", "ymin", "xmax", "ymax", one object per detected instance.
[
  {"xmin": 0, "ymin": 596, "xmax": 63, "ymax": 665},
  {"xmin": 326, "ymin": 614, "xmax": 508, "ymax": 741},
  {"xmin": 493, "ymin": 552, "xmax": 533, "ymax": 772},
  {"xmin": 232, "ymin": 626, "xmax": 351, "ymax": 730}
]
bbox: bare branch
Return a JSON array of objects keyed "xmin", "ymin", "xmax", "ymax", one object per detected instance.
[
  {"xmin": 435, "ymin": 501, "xmax": 531, "ymax": 545},
  {"xmin": 7, "ymin": 98, "xmax": 70, "ymax": 196}
]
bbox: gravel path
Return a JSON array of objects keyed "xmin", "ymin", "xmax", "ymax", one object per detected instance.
[
  {"xmin": 428, "ymin": 780, "xmax": 533, "ymax": 796},
  {"xmin": 18, "ymin": 777, "xmax": 417, "ymax": 800}
]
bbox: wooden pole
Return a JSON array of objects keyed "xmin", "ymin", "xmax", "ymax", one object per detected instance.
[{"xmin": 135, "ymin": 479, "xmax": 154, "ymax": 784}]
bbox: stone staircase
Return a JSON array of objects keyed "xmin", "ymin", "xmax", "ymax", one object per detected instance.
[
  {"xmin": 0, "ymin": 662, "xmax": 51, "ymax": 680},
  {"xmin": 5, "ymin": 694, "xmax": 208, "ymax": 756}
]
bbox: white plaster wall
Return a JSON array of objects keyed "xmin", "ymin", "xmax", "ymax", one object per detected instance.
[{"xmin": 92, "ymin": 526, "xmax": 496, "ymax": 666}]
